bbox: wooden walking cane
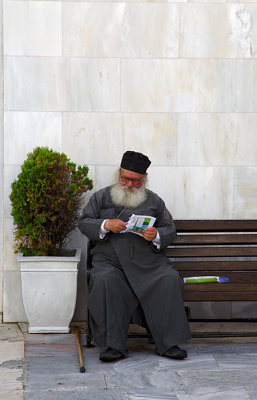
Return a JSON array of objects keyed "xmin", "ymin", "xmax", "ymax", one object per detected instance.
[{"xmin": 75, "ymin": 327, "xmax": 86, "ymax": 373}]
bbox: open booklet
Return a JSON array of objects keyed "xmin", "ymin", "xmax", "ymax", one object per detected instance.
[{"xmin": 121, "ymin": 214, "xmax": 156, "ymax": 237}]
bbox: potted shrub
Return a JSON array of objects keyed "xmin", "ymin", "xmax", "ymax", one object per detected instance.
[{"xmin": 10, "ymin": 147, "xmax": 93, "ymax": 333}]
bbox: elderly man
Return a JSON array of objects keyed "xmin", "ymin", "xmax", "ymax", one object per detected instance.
[{"xmin": 78, "ymin": 151, "xmax": 191, "ymax": 362}]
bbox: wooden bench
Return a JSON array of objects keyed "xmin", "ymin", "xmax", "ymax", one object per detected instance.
[
  {"xmin": 86, "ymin": 219, "xmax": 257, "ymax": 344},
  {"xmin": 165, "ymin": 220, "xmax": 257, "ymax": 303}
]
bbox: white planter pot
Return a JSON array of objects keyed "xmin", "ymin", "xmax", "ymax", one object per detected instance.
[{"xmin": 17, "ymin": 248, "xmax": 81, "ymax": 334}]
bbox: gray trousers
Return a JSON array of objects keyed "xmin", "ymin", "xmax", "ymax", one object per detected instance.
[{"xmin": 88, "ymin": 253, "xmax": 192, "ymax": 355}]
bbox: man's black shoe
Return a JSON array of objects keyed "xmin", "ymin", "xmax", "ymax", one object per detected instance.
[
  {"xmin": 155, "ymin": 345, "xmax": 187, "ymax": 360},
  {"xmin": 99, "ymin": 347, "xmax": 124, "ymax": 362}
]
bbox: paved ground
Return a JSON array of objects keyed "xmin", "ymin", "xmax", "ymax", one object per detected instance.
[
  {"xmin": 0, "ymin": 324, "xmax": 24, "ymax": 400},
  {"xmin": 1, "ymin": 322, "xmax": 257, "ymax": 399}
]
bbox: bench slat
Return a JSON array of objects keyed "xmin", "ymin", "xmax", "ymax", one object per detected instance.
[
  {"xmin": 184, "ymin": 292, "xmax": 257, "ymax": 301},
  {"xmin": 166, "ymin": 247, "xmax": 257, "ymax": 257},
  {"xmin": 174, "ymin": 220, "xmax": 257, "ymax": 232},
  {"xmin": 184, "ymin": 282, "xmax": 257, "ymax": 291},
  {"xmin": 173, "ymin": 234, "xmax": 257, "ymax": 245},
  {"xmin": 173, "ymin": 261, "xmax": 257, "ymax": 271}
]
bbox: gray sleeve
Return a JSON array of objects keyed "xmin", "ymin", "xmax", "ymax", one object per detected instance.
[
  {"xmin": 155, "ymin": 200, "xmax": 176, "ymax": 251},
  {"xmin": 78, "ymin": 193, "xmax": 108, "ymax": 241}
]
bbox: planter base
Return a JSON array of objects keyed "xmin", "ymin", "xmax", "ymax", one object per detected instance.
[
  {"xmin": 29, "ymin": 326, "xmax": 70, "ymax": 334},
  {"xmin": 18, "ymin": 249, "xmax": 81, "ymax": 334}
]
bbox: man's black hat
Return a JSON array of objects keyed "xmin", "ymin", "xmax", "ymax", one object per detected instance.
[{"xmin": 120, "ymin": 151, "xmax": 151, "ymax": 175}]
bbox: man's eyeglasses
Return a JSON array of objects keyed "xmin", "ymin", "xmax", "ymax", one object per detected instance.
[{"xmin": 120, "ymin": 176, "xmax": 144, "ymax": 185}]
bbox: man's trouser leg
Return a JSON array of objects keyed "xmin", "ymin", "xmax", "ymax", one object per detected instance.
[
  {"xmin": 139, "ymin": 267, "xmax": 192, "ymax": 355},
  {"xmin": 88, "ymin": 258, "xmax": 139, "ymax": 355}
]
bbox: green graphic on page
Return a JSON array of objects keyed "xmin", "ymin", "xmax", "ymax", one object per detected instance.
[{"xmin": 132, "ymin": 217, "xmax": 151, "ymax": 233}]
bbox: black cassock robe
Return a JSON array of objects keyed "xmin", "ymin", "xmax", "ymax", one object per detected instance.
[{"xmin": 78, "ymin": 185, "xmax": 191, "ymax": 355}]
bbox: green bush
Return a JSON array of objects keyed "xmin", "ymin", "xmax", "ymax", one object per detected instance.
[{"xmin": 10, "ymin": 147, "xmax": 93, "ymax": 256}]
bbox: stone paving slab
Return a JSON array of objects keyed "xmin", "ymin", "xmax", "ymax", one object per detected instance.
[
  {"xmin": 2, "ymin": 323, "xmax": 257, "ymax": 399},
  {"xmin": 215, "ymin": 354, "xmax": 257, "ymax": 370},
  {"xmin": 105, "ymin": 369, "xmax": 182, "ymax": 390},
  {"xmin": 248, "ymin": 388, "xmax": 257, "ymax": 399},
  {"xmin": 23, "ymin": 333, "xmax": 257, "ymax": 399},
  {"xmin": 24, "ymin": 388, "xmax": 127, "ymax": 400},
  {"xmin": 193, "ymin": 342, "xmax": 257, "ymax": 355},
  {"xmin": 0, "ymin": 323, "xmax": 24, "ymax": 341},
  {"xmin": 178, "ymin": 369, "xmax": 257, "ymax": 389},
  {"xmin": 112, "ymin": 352, "xmax": 160, "ymax": 373},
  {"xmin": 157, "ymin": 353, "xmax": 220, "ymax": 371},
  {"xmin": 0, "ymin": 324, "xmax": 24, "ymax": 400},
  {"xmin": 0, "ymin": 368, "xmax": 24, "ymax": 400},
  {"xmin": 0, "ymin": 323, "xmax": 24, "ymax": 365},
  {"xmin": 127, "ymin": 388, "xmax": 178, "ymax": 399},
  {"xmin": 174, "ymin": 386, "xmax": 250, "ymax": 400}
]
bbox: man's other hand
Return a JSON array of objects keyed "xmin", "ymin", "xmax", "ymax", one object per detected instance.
[
  {"xmin": 104, "ymin": 219, "xmax": 127, "ymax": 233},
  {"xmin": 142, "ymin": 227, "xmax": 157, "ymax": 241}
]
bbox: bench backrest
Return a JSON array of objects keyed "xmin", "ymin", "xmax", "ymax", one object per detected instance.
[{"xmin": 164, "ymin": 220, "xmax": 257, "ymax": 301}]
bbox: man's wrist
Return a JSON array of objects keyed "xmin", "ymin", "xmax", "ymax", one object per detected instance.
[
  {"xmin": 152, "ymin": 231, "xmax": 160, "ymax": 249},
  {"xmin": 104, "ymin": 219, "xmax": 110, "ymax": 231},
  {"xmin": 100, "ymin": 220, "xmax": 109, "ymax": 239}
]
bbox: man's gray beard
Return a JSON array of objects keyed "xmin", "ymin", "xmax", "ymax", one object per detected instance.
[{"xmin": 110, "ymin": 179, "xmax": 147, "ymax": 209}]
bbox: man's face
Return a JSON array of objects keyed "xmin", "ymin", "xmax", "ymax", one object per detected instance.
[
  {"xmin": 111, "ymin": 168, "xmax": 147, "ymax": 208},
  {"xmin": 119, "ymin": 168, "xmax": 146, "ymax": 189}
]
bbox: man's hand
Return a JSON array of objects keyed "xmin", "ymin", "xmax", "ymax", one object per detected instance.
[
  {"xmin": 104, "ymin": 219, "xmax": 127, "ymax": 233},
  {"xmin": 142, "ymin": 227, "xmax": 157, "ymax": 241}
]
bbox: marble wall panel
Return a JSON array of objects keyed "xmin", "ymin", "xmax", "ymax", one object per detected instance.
[
  {"xmin": 80, "ymin": 166, "xmax": 96, "ymax": 208},
  {"xmin": 0, "ymin": 0, "xmax": 3, "ymax": 314},
  {"xmin": 5, "ymin": 57, "xmax": 120, "ymax": 112},
  {"xmin": 237, "ymin": 60, "xmax": 257, "ymax": 112},
  {"xmin": 178, "ymin": 113, "xmax": 257, "ymax": 166},
  {"xmin": 148, "ymin": 166, "xmax": 233, "ymax": 219},
  {"xmin": 72, "ymin": 165, "xmax": 123, "ymax": 213},
  {"xmin": 63, "ymin": 0, "xmax": 185, "ymax": 3},
  {"xmin": 233, "ymin": 167, "xmax": 257, "ymax": 218},
  {"xmin": 121, "ymin": 59, "xmax": 236, "ymax": 112},
  {"xmin": 3, "ymin": 271, "xmax": 27, "ymax": 323},
  {"xmin": 5, "ymin": 57, "xmax": 64, "ymax": 111},
  {"xmin": 95, "ymin": 166, "xmax": 120, "ymax": 192},
  {"xmin": 180, "ymin": 4, "xmax": 257, "ymax": 58},
  {"xmin": 4, "ymin": 218, "xmax": 17, "ymax": 272},
  {"xmin": 63, "ymin": 3, "xmax": 179, "ymax": 58},
  {"xmin": 62, "ymin": 113, "xmax": 123, "ymax": 166},
  {"xmin": 4, "ymin": 112, "xmax": 62, "ymax": 164},
  {"xmin": 65, "ymin": 58, "xmax": 120, "ymax": 112},
  {"xmin": 242, "ymin": 0, "xmax": 257, "ymax": 3},
  {"xmin": 4, "ymin": 164, "xmax": 21, "ymax": 218},
  {"xmin": 0, "ymin": 273, "xmax": 2, "ymax": 313},
  {"xmin": 186, "ymin": 0, "xmax": 234, "ymax": 3},
  {"xmin": 4, "ymin": 174, "xmax": 18, "ymax": 276},
  {"xmin": 123, "ymin": 113, "xmax": 177, "ymax": 165},
  {"xmin": 4, "ymin": 1, "xmax": 62, "ymax": 56},
  {"xmin": 61, "ymin": 0, "xmax": 237, "ymax": 3},
  {"xmin": 3, "ymin": 0, "xmax": 254, "ymax": 3}
]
